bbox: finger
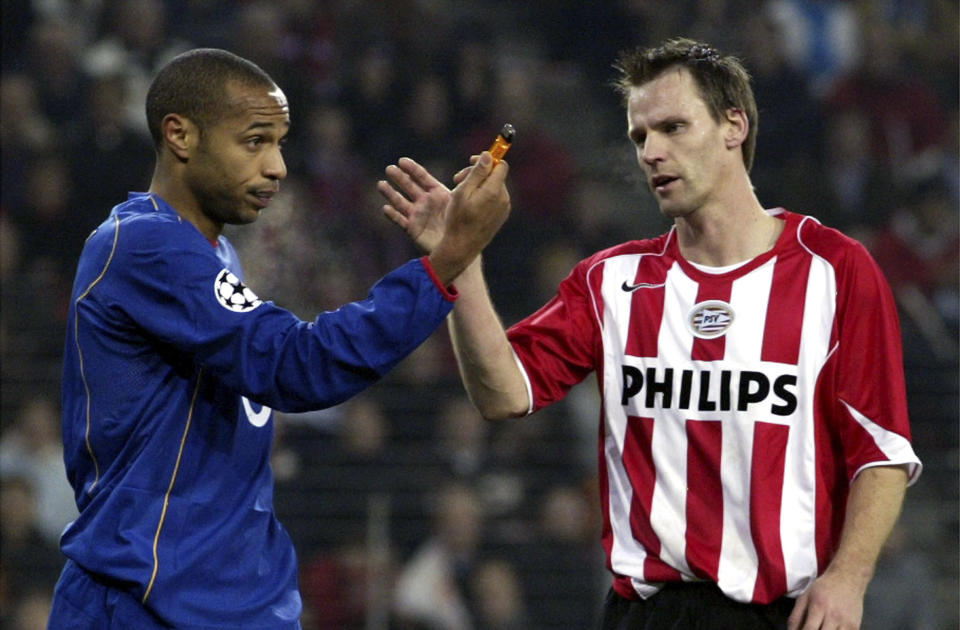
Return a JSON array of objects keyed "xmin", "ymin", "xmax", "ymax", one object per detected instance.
[
  {"xmin": 383, "ymin": 164, "xmax": 428, "ymax": 202},
  {"xmin": 377, "ymin": 179, "xmax": 412, "ymax": 213},
  {"xmin": 397, "ymin": 157, "xmax": 447, "ymax": 192},
  {"xmin": 786, "ymin": 596, "xmax": 807, "ymax": 630},
  {"xmin": 802, "ymin": 609, "xmax": 825, "ymax": 630},
  {"xmin": 454, "ymin": 151, "xmax": 494, "ymax": 194},
  {"xmin": 484, "ymin": 158, "xmax": 509, "ymax": 187},
  {"xmin": 474, "ymin": 160, "xmax": 510, "ymax": 204},
  {"xmin": 382, "ymin": 204, "xmax": 410, "ymax": 229},
  {"xmin": 452, "ymin": 166, "xmax": 471, "ymax": 184},
  {"xmin": 793, "ymin": 603, "xmax": 826, "ymax": 630}
]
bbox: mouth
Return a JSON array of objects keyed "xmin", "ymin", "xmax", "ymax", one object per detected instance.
[
  {"xmin": 651, "ymin": 175, "xmax": 679, "ymax": 193},
  {"xmin": 249, "ymin": 189, "xmax": 278, "ymax": 209}
]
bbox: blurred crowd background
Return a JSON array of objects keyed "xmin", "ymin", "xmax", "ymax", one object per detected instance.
[{"xmin": 1, "ymin": 0, "xmax": 957, "ymax": 628}]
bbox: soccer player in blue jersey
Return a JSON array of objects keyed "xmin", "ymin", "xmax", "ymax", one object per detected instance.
[{"xmin": 48, "ymin": 48, "xmax": 511, "ymax": 629}]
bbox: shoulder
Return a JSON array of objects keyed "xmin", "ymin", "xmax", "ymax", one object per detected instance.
[
  {"xmin": 81, "ymin": 195, "xmax": 234, "ymax": 290},
  {"xmin": 784, "ymin": 211, "xmax": 889, "ymax": 297},
  {"xmin": 547, "ymin": 233, "xmax": 674, "ymax": 300},
  {"xmin": 578, "ymin": 232, "xmax": 674, "ymax": 271},
  {"xmin": 114, "ymin": 197, "xmax": 195, "ymax": 241},
  {"xmin": 105, "ymin": 195, "xmax": 226, "ymax": 265},
  {"xmin": 787, "ymin": 211, "xmax": 873, "ymax": 268}
]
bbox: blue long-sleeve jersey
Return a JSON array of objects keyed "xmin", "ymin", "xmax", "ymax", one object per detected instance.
[{"xmin": 59, "ymin": 193, "xmax": 456, "ymax": 628}]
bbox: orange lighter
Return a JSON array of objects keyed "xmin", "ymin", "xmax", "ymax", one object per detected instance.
[{"xmin": 489, "ymin": 123, "xmax": 515, "ymax": 165}]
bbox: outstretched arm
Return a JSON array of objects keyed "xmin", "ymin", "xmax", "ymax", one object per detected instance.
[
  {"xmin": 446, "ymin": 259, "xmax": 531, "ymax": 420},
  {"xmin": 787, "ymin": 465, "xmax": 909, "ymax": 630},
  {"xmin": 379, "ymin": 156, "xmax": 529, "ymax": 420}
]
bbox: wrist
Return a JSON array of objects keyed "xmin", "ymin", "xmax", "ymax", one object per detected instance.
[
  {"xmin": 452, "ymin": 257, "xmax": 486, "ymax": 294},
  {"xmin": 427, "ymin": 240, "xmax": 468, "ymax": 287},
  {"xmin": 821, "ymin": 559, "xmax": 873, "ymax": 595},
  {"xmin": 420, "ymin": 256, "xmax": 458, "ymax": 301}
]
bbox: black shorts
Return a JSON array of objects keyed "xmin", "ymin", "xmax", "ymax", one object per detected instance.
[{"xmin": 600, "ymin": 582, "xmax": 795, "ymax": 630}]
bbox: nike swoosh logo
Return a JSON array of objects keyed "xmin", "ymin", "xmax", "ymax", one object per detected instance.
[
  {"xmin": 621, "ymin": 280, "xmax": 663, "ymax": 292},
  {"xmin": 242, "ymin": 396, "xmax": 272, "ymax": 428}
]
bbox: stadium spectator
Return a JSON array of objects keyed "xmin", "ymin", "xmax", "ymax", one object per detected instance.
[
  {"xmin": 393, "ymin": 482, "xmax": 484, "ymax": 630},
  {"xmin": 0, "ymin": 393, "xmax": 77, "ymax": 543}
]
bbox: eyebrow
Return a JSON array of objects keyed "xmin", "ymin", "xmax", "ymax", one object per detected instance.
[
  {"xmin": 244, "ymin": 120, "xmax": 290, "ymax": 131},
  {"xmin": 633, "ymin": 114, "xmax": 685, "ymax": 134}
]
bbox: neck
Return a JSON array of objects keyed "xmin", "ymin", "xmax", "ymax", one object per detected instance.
[
  {"xmin": 673, "ymin": 183, "xmax": 780, "ymax": 267},
  {"xmin": 148, "ymin": 165, "xmax": 221, "ymax": 241}
]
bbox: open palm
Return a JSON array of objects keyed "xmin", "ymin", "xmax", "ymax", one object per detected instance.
[{"xmin": 378, "ymin": 157, "xmax": 452, "ymax": 253}]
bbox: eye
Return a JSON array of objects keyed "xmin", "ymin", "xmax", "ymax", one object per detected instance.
[
  {"xmin": 246, "ymin": 136, "xmax": 264, "ymax": 149},
  {"xmin": 665, "ymin": 122, "xmax": 683, "ymax": 134}
]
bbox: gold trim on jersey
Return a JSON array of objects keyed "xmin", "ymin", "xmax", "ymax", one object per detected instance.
[
  {"xmin": 143, "ymin": 370, "xmax": 202, "ymax": 604},
  {"xmin": 75, "ymin": 214, "xmax": 122, "ymax": 494}
]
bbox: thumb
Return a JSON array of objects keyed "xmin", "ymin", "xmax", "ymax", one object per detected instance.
[{"xmin": 456, "ymin": 151, "xmax": 493, "ymax": 194}]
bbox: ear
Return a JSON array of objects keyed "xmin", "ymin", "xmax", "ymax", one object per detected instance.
[
  {"xmin": 160, "ymin": 113, "xmax": 194, "ymax": 161},
  {"xmin": 723, "ymin": 107, "xmax": 749, "ymax": 151}
]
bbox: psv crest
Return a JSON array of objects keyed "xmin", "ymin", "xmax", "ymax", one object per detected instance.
[
  {"xmin": 687, "ymin": 300, "xmax": 734, "ymax": 339},
  {"xmin": 214, "ymin": 269, "xmax": 263, "ymax": 312}
]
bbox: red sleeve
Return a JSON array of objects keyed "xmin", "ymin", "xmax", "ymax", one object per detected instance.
[
  {"xmin": 823, "ymin": 237, "xmax": 920, "ymax": 482},
  {"xmin": 506, "ymin": 259, "xmax": 599, "ymax": 411}
]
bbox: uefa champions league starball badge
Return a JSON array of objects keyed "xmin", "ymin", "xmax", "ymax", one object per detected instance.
[{"xmin": 214, "ymin": 269, "xmax": 263, "ymax": 313}]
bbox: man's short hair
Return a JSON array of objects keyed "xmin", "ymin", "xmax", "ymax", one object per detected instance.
[
  {"xmin": 145, "ymin": 48, "xmax": 276, "ymax": 148},
  {"xmin": 613, "ymin": 38, "xmax": 759, "ymax": 172}
]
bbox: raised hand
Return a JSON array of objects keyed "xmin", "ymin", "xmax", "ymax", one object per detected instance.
[
  {"xmin": 380, "ymin": 153, "xmax": 510, "ymax": 286},
  {"xmin": 378, "ymin": 157, "xmax": 452, "ymax": 253}
]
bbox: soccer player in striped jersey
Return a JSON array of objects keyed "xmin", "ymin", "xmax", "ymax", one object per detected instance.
[
  {"xmin": 381, "ymin": 38, "xmax": 920, "ymax": 629},
  {"xmin": 50, "ymin": 48, "xmax": 510, "ymax": 629}
]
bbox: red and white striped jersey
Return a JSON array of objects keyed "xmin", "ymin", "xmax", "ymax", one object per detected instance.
[{"xmin": 506, "ymin": 210, "xmax": 921, "ymax": 604}]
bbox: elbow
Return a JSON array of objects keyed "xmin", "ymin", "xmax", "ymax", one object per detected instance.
[
  {"xmin": 473, "ymin": 393, "xmax": 529, "ymax": 422},
  {"xmin": 462, "ymin": 367, "xmax": 532, "ymax": 421},
  {"xmin": 481, "ymin": 409, "xmax": 520, "ymax": 422}
]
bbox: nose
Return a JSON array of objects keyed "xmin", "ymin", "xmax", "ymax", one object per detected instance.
[
  {"xmin": 640, "ymin": 133, "xmax": 664, "ymax": 166},
  {"xmin": 264, "ymin": 147, "xmax": 287, "ymax": 181}
]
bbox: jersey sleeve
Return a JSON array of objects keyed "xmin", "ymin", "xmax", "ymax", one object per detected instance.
[
  {"xmin": 506, "ymin": 258, "xmax": 599, "ymax": 411},
  {"xmin": 97, "ymin": 219, "xmax": 454, "ymax": 412},
  {"xmin": 827, "ymin": 238, "xmax": 922, "ymax": 484}
]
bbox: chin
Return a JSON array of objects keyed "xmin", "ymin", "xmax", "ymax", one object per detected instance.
[
  {"xmin": 237, "ymin": 204, "xmax": 264, "ymax": 223},
  {"xmin": 658, "ymin": 204, "xmax": 693, "ymax": 219},
  {"xmin": 208, "ymin": 198, "xmax": 260, "ymax": 226}
]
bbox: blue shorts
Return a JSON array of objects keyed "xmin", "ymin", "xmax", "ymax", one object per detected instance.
[
  {"xmin": 48, "ymin": 559, "xmax": 171, "ymax": 630},
  {"xmin": 48, "ymin": 559, "xmax": 305, "ymax": 629}
]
